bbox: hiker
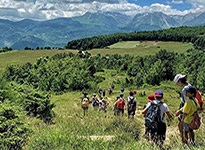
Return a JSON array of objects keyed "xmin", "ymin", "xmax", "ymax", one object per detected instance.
[
  {"xmin": 98, "ymin": 87, "xmax": 103, "ymax": 96},
  {"xmin": 111, "ymin": 84, "xmax": 115, "ymax": 90},
  {"xmin": 182, "ymin": 86, "xmax": 199, "ymax": 146},
  {"xmin": 143, "ymin": 93, "xmax": 155, "ymax": 139},
  {"xmin": 99, "ymin": 96, "xmax": 109, "ymax": 117},
  {"xmin": 113, "ymin": 97, "xmax": 120, "ymax": 116},
  {"xmin": 120, "ymin": 87, "xmax": 125, "ymax": 94},
  {"xmin": 127, "ymin": 91, "xmax": 137, "ymax": 119},
  {"xmin": 174, "ymin": 74, "xmax": 192, "ymax": 142},
  {"xmin": 142, "ymin": 90, "xmax": 172, "ymax": 147},
  {"xmin": 102, "ymin": 89, "xmax": 106, "ymax": 97},
  {"xmin": 117, "ymin": 93, "xmax": 126, "ymax": 116},
  {"xmin": 108, "ymin": 87, "xmax": 113, "ymax": 95},
  {"xmin": 92, "ymin": 93, "xmax": 99, "ymax": 110},
  {"xmin": 81, "ymin": 92, "xmax": 90, "ymax": 116}
]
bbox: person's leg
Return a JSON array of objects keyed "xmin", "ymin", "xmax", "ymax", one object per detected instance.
[
  {"xmin": 183, "ymin": 123, "xmax": 190, "ymax": 145},
  {"xmin": 189, "ymin": 129, "xmax": 195, "ymax": 144},
  {"xmin": 157, "ymin": 122, "xmax": 166, "ymax": 148},
  {"xmin": 178, "ymin": 120, "xmax": 184, "ymax": 142}
]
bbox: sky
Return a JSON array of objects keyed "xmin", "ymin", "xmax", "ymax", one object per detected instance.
[{"xmin": 0, "ymin": 0, "xmax": 205, "ymax": 21}]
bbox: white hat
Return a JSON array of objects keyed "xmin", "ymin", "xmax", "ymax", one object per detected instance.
[{"xmin": 174, "ymin": 74, "xmax": 186, "ymax": 83}]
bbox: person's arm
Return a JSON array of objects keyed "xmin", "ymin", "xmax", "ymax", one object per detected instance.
[
  {"xmin": 166, "ymin": 111, "xmax": 173, "ymax": 119},
  {"xmin": 175, "ymin": 108, "xmax": 182, "ymax": 116},
  {"xmin": 142, "ymin": 103, "xmax": 150, "ymax": 115},
  {"xmin": 181, "ymin": 113, "xmax": 187, "ymax": 122}
]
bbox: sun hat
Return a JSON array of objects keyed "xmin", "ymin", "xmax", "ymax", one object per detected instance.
[
  {"xmin": 155, "ymin": 90, "xmax": 163, "ymax": 97},
  {"xmin": 174, "ymin": 74, "xmax": 186, "ymax": 83},
  {"xmin": 148, "ymin": 94, "xmax": 155, "ymax": 102}
]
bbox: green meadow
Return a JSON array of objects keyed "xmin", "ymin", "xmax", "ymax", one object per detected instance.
[
  {"xmin": 0, "ymin": 41, "xmax": 192, "ymax": 71},
  {"xmin": 1, "ymin": 41, "xmax": 204, "ymax": 150}
]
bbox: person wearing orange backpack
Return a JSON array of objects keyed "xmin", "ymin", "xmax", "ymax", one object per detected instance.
[
  {"xmin": 174, "ymin": 74, "xmax": 192, "ymax": 142},
  {"xmin": 174, "ymin": 74, "xmax": 204, "ymax": 143},
  {"xmin": 182, "ymin": 86, "xmax": 200, "ymax": 146},
  {"xmin": 117, "ymin": 93, "xmax": 126, "ymax": 116}
]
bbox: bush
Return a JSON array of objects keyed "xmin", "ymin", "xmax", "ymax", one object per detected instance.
[{"xmin": 0, "ymin": 103, "xmax": 31, "ymax": 149}]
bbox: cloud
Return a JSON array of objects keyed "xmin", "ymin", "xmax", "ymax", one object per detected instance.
[
  {"xmin": 0, "ymin": 0, "xmax": 204, "ymax": 21},
  {"xmin": 171, "ymin": 0, "xmax": 184, "ymax": 4},
  {"xmin": 187, "ymin": 0, "xmax": 205, "ymax": 8}
]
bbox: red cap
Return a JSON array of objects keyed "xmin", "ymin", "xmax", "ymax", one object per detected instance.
[
  {"xmin": 148, "ymin": 94, "xmax": 155, "ymax": 102},
  {"xmin": 132, "ymin": 90, "xmax": 137, "ymax": 95}
]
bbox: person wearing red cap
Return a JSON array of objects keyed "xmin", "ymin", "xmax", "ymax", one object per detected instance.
[
  {"xmin": 142, "ymin": 93, "xmax": 155, "ymax": 139},
  {"xmin": 142, "ymin": 90, "xmax": 172, "ymax": 147},
  {"xmin": 148, "ymin": 93, "xmax": 155, "ymax": 102}
]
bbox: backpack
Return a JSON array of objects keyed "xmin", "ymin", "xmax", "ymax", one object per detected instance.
[
  {"xmin": 117, "ymin": 98, "xmax": 125, "ymax": 109},
  {"xmin": 92, "ymin": 98, "xmax": 99, "ymax": 107},
  {"xmin": 189, "ymin": 111, "xmax": 201, "ymax": 130},
  {"xmin": 82, "ymin": 97, "xmax": 89, "ymax": 107},
  {"xmin": 145, "ymin": 102, "xmax": 163, "ymax": 131},
  {"xmin": 128, "ymin": 97, "xmax": 136, "ymax": 111},
  {"xmin": 196, "ymin": 90, "xmax": 204, "ymax": 110},
  {"xmin": 189, "ymin": 99, "xmax": 202, "ymax": 130}
]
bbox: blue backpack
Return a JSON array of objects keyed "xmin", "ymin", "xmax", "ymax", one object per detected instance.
[
  {"xmin": 92, "ymin": 99, "xmax": 99, "ymax": 107},
  {"xmin": 145, "ymin": 102, "xmax": 163, "ymax": 131}
]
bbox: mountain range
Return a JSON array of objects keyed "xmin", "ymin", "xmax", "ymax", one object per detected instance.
[{"xmin": 1, "ymin": 11, "xmax": 205, "ymax": 50}]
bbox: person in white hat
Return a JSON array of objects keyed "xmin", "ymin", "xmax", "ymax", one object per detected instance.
[{"xmin": 174, "ymin": 74, "xmax": 192, "ymax": 143}]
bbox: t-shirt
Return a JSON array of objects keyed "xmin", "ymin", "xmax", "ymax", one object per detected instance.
[
  {"xmin": 127, "ymin": 96, "xmax": 136, "ymax": 103},
  {"xmin": 144, "ymin": 100, "xmax": 169, "ymax": 122},
  {"xmin": 183, "ymin": 99, "xmax": 199, "ymax": 124}
]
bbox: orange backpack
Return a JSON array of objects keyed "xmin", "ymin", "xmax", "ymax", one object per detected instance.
[
  {"xmin": 196, "ymin": 90, "xmax": 204, "ymax": 110},
  {"xmin": 117, "ymin": 98, "xmax": 125, "ymax": 109}
]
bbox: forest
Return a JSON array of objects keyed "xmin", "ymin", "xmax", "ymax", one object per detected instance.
[{"xmin": 66, "ymin": 26, "xmax": 205, "ymax": 50}]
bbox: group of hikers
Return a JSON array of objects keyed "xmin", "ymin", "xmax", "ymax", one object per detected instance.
[{"xmin": 80, "ymin": 74, "xmax": 204, "ymax": 148}]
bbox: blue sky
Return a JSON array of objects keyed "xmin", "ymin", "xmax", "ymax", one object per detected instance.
[
  {"xmin": 0, "ymin": 0, "xmax": 204, "ymax": 21},
  {"xmin": 128, "ymin": 0, "xmax": 192, "ymax": 11}
]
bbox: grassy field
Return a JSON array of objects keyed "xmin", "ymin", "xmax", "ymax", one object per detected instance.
[
  {"xmin": 0, "ymin": 50, "xmax": 77, "ymax": 72},
  {"xmin": 90, "ymin": 41, "xmax": 193, "ymax": 56},
  {"xmin": 1, "ymin": 41, "xmax": 204, "ymax": 150},
  {"xmin": 23, "ymin": 69, "xmax": 205, "ymax": 150},
  {"xmin": 0, "ymin": 41, "xmax": 193, "ymax": 72}
]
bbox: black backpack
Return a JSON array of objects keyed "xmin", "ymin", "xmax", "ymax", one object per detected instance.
[
  {"xmin": 128, "ymin": 97, "xmax": 136, "ymax": 111},
  {"xmin": 145, "ymin": 102, "xmax": 163, "ymax": 131}
]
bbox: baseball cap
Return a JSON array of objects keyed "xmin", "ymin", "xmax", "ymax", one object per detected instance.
[
  {"xmin": 155, "ymin": 90, "xmax": 163, "ymax": 97},
  {"xmin": 148, "ymin": 94, "xmax": 155, "ymax": 102},
  {"xmin": 132, "ymin": 90, "xmax": 137, "ymax": 95},
  {"xmin": 174, "ymin": 74, "xmax": 186, "ymax": 83},
  {"xmin": 184, "ymin": 86, "xmax": 197, "ymax": 94}
]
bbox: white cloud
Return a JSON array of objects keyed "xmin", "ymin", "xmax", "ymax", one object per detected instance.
[
  {"xmin": 171, "ymin": 0, "xmax": 183, "ymax": 4},
  {"xmin": 187, "ymin": 0, "xmax": 205, "ymax": 8},
  {"xmin": 0, "ymin": 0, "xmax": 204, "ymax": 21}
]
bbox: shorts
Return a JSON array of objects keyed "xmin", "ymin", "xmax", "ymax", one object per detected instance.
[
  {"xmin": 183, "ymin": 122, "xmax": 192, "ymax": 132},
  {"xmin": 82, "ymin": 106, "xmax": 88, "ymax": 110},
  {"xmin": 118, "ymin": 108, "xmax": 124, "ymax": 114},
  {"xmin": 150, "ymin": 122, "xmax": 166, "ymax": 142},
  {"xmin": 128, "ymin": 110, "xmax": 136, "ymax": 116}
]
